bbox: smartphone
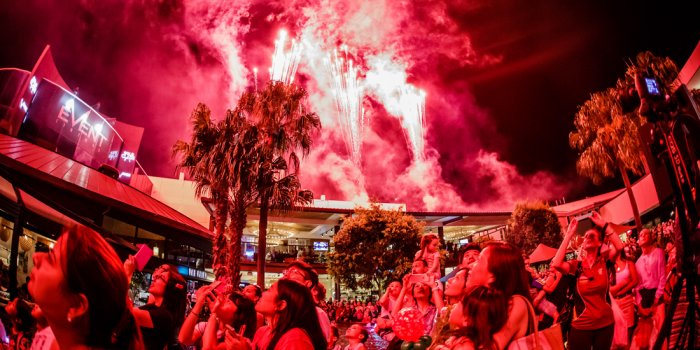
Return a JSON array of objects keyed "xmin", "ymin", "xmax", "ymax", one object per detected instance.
[
  {"xmin": 134, "ymin": 244, "xmax": 153, "ymax": 272},
  {"xmin": 409, "ymin": 274, "xmax": 429, "ymax": 285}
]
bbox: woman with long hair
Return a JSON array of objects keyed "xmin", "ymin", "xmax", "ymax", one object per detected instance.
[
  {"xmin": 126, "ymin": 259, "xmax": 187, "ymax": 350},
  {"xmin": 393, "ymin": 275, "xmax": 441, "ymax": 338},
  {"xmin": 551, "ymin": 212, "xmax": 624, "ymax": 350},
  {"xmin": 4, "ymin": 297, "xmax": 35, "ymax": 350},
  {"xmin": 29, "ymin": 225, "xmax": 143, "ymax": 349},
  {"xmin": 444, "ymin": 285, "xmax": 509, "ymax": 350},
  {"xmin": 611, "ymin": 246, "xmax": 638, "ymax": 347},
  {"xmin": 457, "ymin": 240, "xmax": 533, "ymax": 350},
  {"xmin": 239, "ymin": 279, "xmax": 326, "ymax": 350},
  {"xmin": 201, "ymin": 291, "xmax": 257, "ymax": 349}
]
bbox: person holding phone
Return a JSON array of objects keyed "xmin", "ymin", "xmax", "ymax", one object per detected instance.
[
  {"xmin": 125, "ymin": 258, "xmax": 188, "ymax": 350},
  {"xmin": 201, "ymin": 291, "xmax": 257, "ymax": 350}
]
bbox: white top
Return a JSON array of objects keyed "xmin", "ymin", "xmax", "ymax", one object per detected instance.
[
  {"xmin": 635, "ymin": 247, "xmax": 667, "ymax": 302},
  {"xmin": 30, "ymin": 327, "xmax": 55, "ymax": 350}
]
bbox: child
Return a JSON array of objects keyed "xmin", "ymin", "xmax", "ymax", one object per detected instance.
[
  {"xmin": 344, "ymin": 323, "xmax": 368, "ymax": 350},
  {"xmin": 415, "ymin": 234, "xmax": 441, "ymax": 280}
]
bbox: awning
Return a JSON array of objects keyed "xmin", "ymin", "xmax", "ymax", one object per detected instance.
[
  {"xmin": 0, "ymin": 134, "xmax": 213, "ymax": 250},
  {"xmin": 529, "ymin": 243, "xmax": 558, "ymax": 264}
]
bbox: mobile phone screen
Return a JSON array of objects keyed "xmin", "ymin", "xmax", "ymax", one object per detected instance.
[{"xmin": 134, "ymin": 244, "xmax": 153, "ymax": 272}]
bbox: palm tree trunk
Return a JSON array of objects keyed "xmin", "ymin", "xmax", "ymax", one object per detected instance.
[
  {"xmin": 213, "ymin": 198, "xmax": 229, "ymax": 279},
  {"xmin": 619, "ymin": 163, "xmax": 643, "ymax": 231},
  {"xmin": 228, "ymin": 195, "xmax": 246, "ymax": 286},
  {"xmin": 257, "ymin": 193, "xmax": 269, "ymax": 288}
]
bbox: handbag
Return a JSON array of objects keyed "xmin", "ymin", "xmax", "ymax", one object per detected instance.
[
  {"xmin": 509, "ymin": 295, "xmax": 565, "ymax": 350},
  {"xmin": 609, "ymin": 292, "xmax": 628, "ymax": 348}
]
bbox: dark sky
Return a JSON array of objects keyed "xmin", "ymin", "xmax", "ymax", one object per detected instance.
[{"xmin": 1, "ymin": 0, "xmax": 699, "ymax": 209}]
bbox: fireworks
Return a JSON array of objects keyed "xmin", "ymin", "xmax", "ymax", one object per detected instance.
[
  {"xmin": 328, "ymin": 45, "xmax": 365, "ymax": 167},
  {"xmin": 398, "ymin": 85, "xmax": 426, "ymax": 161},
  {"xmin": 269, "ymin": 30, "xmax": 302, "ymax": 84}
]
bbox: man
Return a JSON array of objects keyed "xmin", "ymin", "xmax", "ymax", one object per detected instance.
[
  {"xmin": 282, "ymin": 260, "xmax": 332, "ymax": 341},
  {"xmin": 635, "ymin": 228, "xmax": 667, "ymax": 349},
  {"xmin": 440, "ymin": 243, "xmax": 481, "ymax": 283},
  {"xmin": 411, "ymin": 259, "xmax": 428, "ymax": 274}
]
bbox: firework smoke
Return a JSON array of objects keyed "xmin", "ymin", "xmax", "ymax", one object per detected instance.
[{"xmin": 1, "ymin": 0, "xmax": 572, "ymax": 211}]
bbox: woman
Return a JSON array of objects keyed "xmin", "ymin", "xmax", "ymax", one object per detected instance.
[
  {"xmin": 241, "ymin": 284, "xmax": 265, "ymax": 330},
  {"xmin": 393, "ymin": 275, "xmax": 440, "ymax": 337},
  {"xmin": 229, "ymin": 280, "xmax": 327, "ymax": 350},
  {"xmin": 29, "ymin": 225, "xmax": 143, "ymax": 349},
  {"xmin": 551, "ymin": 212, "xmax": 624, "ymax": 350},
  {"xmin": 126, "ymin": 259, "xmax": 188, "ymax": 350},
  {"xmin": 201, "ymin": 292, "xmax": 257, "ymax": 350},
  {"xmin": 4, "ymin": 297, "xmax": 35, "ymax": 350},
  {"xmin": 610, "ymin": 247, "xmax": 638, "ymax": 345},
  {"xmin": 458, "ymin": 241, "xmax": 533, "ymax": 350}
]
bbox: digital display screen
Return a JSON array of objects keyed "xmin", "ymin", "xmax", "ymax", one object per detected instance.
[
  {"xmin": 644, "ymin": 77, "xmax": 661, "ymax": 96},
  {"xmin": 313, "ymin": 241, "xmax": 329, "ymax": 251}
]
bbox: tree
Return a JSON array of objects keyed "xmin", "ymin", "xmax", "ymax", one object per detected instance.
[
  {"xmin": 570, "ymin": 52, "xmax": 679, "ymax": 230},
  {"xmin": 173, "ymin": 103, "xmax": 232, "ymax": 279},
  {"xmin": 328, "ymin": 204, "xmax": 423, "ymax": 291},
  {"xmin": 506, "ymin": 201, "xmax": 562, "ymax": 255},
  {"xmin": 237, "ymin": 81, "xmax": 321, "ymax": 287}
]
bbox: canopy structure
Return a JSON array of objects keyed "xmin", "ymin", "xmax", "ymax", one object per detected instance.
[{"xmin": 529, "ymin": 243, "xmax": 558, "ymax": 264}]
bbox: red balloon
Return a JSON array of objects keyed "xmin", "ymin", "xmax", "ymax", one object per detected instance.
[{"xmin": 392, "ymin": 307, "xmax": 425, "ymax": 342}]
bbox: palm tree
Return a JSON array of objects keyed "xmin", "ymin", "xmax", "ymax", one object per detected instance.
[
  {"xmin": 570, "ymin": 52, "xmax": 679, "ymax": 230},
  {"xmin": 173, "ymin": 103, "xmax": 232, "ymax": 279},
  {"xmin": 240, "ymin": 81, "xmax": 321, "ymax": 287}
]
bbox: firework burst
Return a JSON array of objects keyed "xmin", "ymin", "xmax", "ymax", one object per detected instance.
[
  {"xmin": 327, "ymin": 45, "xmax": 365, "ymax": 167},
  {"xmin": 269, "ymin": 30, "xmax": 302, "ymax": 84},
  {"xmin": 398, "ymin": 85, "xmax": 426, "ymax": 161}
]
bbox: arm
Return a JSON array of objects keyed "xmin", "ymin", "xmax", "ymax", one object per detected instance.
[
  {"xmin": 492, "ymin": 296, "xmax": 530, "ymax": 350},
  {"xmin": 392, "ymin": 275, "xmax": 412, "ymax": 318},
  {"xmin": 179, "ymin": 285, "xmax": 215, "ymax": 344},
  {"xmin": 429, "ymin": 275, "xmax": 444, "ymax": 310},
  {"xmin": 590, "ymin": 212, "xmax": 623, "ymax": 261},
  {"xmin": 551, "ymin": 219, "xmax": 578, "ymax": 274},
  {"xmin": 542, "ymin": 271, "xmax": 561, "ymax": 294},
  {"xmin": 427, "ymin": 252, "xmax": 440, "ymax": 275},
  {"xmin": 378, "ymin": 287, "xmax": 392, "ymax": 309},
  {"xmin": 202, "ymin": 299, "xmax": 221, "ymax": 350},
  {"xmin": 654, "ymin": 248, "xmax": 667, "ymax": 304}
]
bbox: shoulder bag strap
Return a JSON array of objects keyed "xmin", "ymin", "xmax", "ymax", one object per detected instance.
[{"xmin": 512, "ymin": 294, "xmax": 540, "ymax": 349}]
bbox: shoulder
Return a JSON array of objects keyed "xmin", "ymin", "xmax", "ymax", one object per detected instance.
[{"xmin": 277, "ymin": 328, "xmax": 313, "ymax": 349}]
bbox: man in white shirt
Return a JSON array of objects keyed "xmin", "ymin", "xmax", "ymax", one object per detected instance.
[
  {"xmin": 635, "ymin": 228, "xmax": 667, "ymax": 311},
  {"xmin": 282, "ymin": 261, "xmax": 332, "ymax": 342}
]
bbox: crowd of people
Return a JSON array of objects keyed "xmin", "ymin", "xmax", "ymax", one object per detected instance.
[{"xmin": 0, "ymin": 213, "xmax": 693, "ymax": 350}]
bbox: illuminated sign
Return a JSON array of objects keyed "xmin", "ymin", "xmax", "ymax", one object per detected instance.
[
  {"xmin": 29, "ymin": 76, "xmax": 38, "ymax": 94},
  {"xmin": 56, "ymin": 98, "xmax": 108, "ymax": 148},
  {"xmin": 121, "ymin": 151, "xmax": 135, "ymax": 163},
  {"xmin": 119, "ymin": 172, "xmax": 132, "ymax": 178},
  {"xmin": 108, "ymin": 150, "xmax": 119, "ymax": 161},
  {"xmin": 19, "ymin": 99, "xmax": 28, "ymax": 112}
]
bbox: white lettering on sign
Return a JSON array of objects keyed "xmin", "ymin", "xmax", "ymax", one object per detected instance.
[
  {"xmin": 29, "ymin": 77, "xmax": 38, "ymax": 94},
  {"xmin": 119, "ymin": 172, "xmax": 132, "ymax": 178},
  {"xmin": 121, "ymin": 151, "xmax": 136, "ymax": 163},
  {"xmin": 19, "ymin": 98, "xmax": 28, "ymax": 112},
  {"xmin": 108, "ymin": 150, "xmax": 119, "ymax": 161},
  {"xmin": 56, "ymin": 98, "xmax": 107, "ymax": 148}
]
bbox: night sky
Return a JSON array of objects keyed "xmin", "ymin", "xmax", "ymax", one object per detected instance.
[{"xmin": 1, "ymin": 0, "xmax": 699, "ymax": 210}]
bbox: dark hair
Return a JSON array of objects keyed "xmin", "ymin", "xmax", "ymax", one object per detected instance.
[
  {"xmin": 8, "ymin": 297, "xmax": 35, "ymax": 335},
  {"xmin": 160, "ymin": 265, "xmax": 187, "ymax": 329},
  {"xmin": 287, "ymin": 260, "xmax": 319, "ymax": 289},
  {"xmin": 228, "ymin": 292, "xmax": 257, "ymax": 340},
  {"xmin": 248, "ymin": 284, "xmax": 263, "ymax": 299},
  {"xmin": 357, "ymin": 324, "xmax": 369, "ymax": 343},
  {"xmin": 313, "ymin": 282, "xmax": 327, "ymax": 302},
  {"xmin": 411, "ymin": 282, "xmax": 434, "ymax": 306},
  {"xmin": 458, "ymin": 243, "xmax": 481, "ymax": 262},
  {"xmin": 268, "ymin": 280, "xmax": 327, "ymax": 350},
  {"xmin": 415, "ymin": 259, "xmax": 428, "ymax": 267},
  {"xmin": 331, "ymin": 325, "xmax": 339, "ymax": 339},
  {"xmin": 61, "ymin": 226, "xmax": 143, "ymax": 349},
  {"xmin": 484, "ymin": 242, "xmax": 531, "ymax": 301},
  {"xmin": 460, "ymin": 285, "xmax": 509, "ymax": 350}
]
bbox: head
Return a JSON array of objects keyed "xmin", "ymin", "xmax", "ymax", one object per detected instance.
[
  {"xmin": 453, "ymin": 285, "xmax": 509, "ymax": 350},
  {"xmin": 459, "ymin": 243, "xmax": 481, "ymax": 269},
  {"xmin": 420, "ymin": 234, "xmax": 440, "ymax": 253},
  {"xmin": 444, "ymin": 268, "xmax": 468, "ymax": 299},
  {"xmin": 255, "ymin": 280, "xmax": 327, "ymax": 350},
  {"xmin": 217, "ymin": 292, "xmax": 257, "ymax": 340},
  {"xmin": 31, "ymin": 303, "xmax": 49, "ymax": 329},
  {"xmin": 411, "ymin": 259, "xmax": 428, "ymax": 274},
  {"xmin": 582, "ymin": 228, "xmax": 604, "ymax": 254},
  {"xmin": 345, "ymin": 323, "xmax": 369, "ymax": 343},
  {"xmin": 638, "ymin": 228, "xmax": 655, "ymax": 247},
  {"xmin": 283, "ymin": 260, "xmax": 319, "ymax": 290},
  {"xmin": 5, "ymin": 297, "xmax": 34, "ymax": 333},
  {"xmin": 411, "ymin": 282, "xmax": 433, "ymax": 303},
  {"xmin": 386, "ymin": 281, "xmax": 402, "ymax": 297},
  {"xmin": 467, "ymin": 241, "xmax": 530, "ymax": 300},
  {"xmin": 29, "ymin": 225, "xmax": 142, "ymax": 349},
  {"xmin": 242, "ymin": 284, "xmax": 263, "ymax": 303},
  {"xmin": 152, "ymin": 264, "xmax": 187, "ymax": 327}
]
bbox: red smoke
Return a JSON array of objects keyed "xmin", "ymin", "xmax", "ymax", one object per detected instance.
[{"xmin": 2, "ymin": 0, "xmax": 572, "ymax": 211}]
